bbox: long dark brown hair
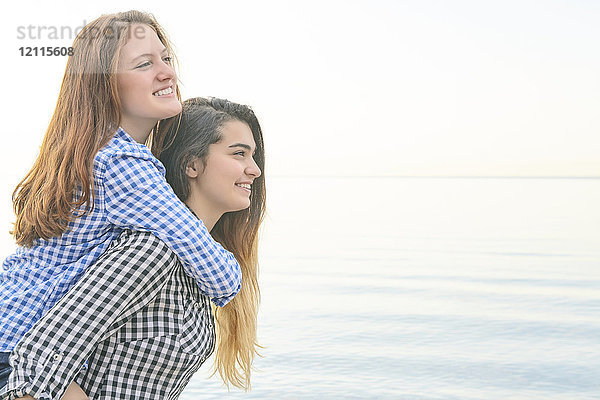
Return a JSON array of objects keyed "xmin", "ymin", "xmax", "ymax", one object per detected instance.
[
  {"xmin": 155, "ymin": 97, "xmax": 266, "ymax": 390},
  {"xmin": 12, "ymin": 10, "xmax": 180, "ymax": 246}
]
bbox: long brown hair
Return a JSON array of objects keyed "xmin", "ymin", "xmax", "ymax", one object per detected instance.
[
  {"xmin": 12, "ymin": 10, "xmax": 180, "ymax": 246},
  {"xmin": 156, "ymin": 97, "xmax": 266, "ymax": 390}
]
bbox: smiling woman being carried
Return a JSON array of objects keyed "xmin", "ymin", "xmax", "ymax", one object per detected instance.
[{"xmin": 0, "ymin": 11, "xmax": 242, "ymax": 400}]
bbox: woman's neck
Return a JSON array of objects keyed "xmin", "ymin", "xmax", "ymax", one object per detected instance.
[
  {"xmin": 120, "ymin": 119, "xmax": 156, "ymax": 144},
  {"xmin": 184, "ymin": 194, "xmax": 222, "ymax": 232}
]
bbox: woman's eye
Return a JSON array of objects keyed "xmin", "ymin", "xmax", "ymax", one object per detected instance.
[
  {"xmin": 234, "ymin": 151, "xmax": 245, "ymax": 157},
  {"xmin": 163, "ymin": 56, "xmax": 172, "ymax": 63},
  {"xmin": 136, "ymin": 61, "xmax": 151, "ymax": 69}
]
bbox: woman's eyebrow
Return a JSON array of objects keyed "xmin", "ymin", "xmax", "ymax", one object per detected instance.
[
  {"xmin": 228, "ymin": 143, "xmax": 254, "ymax": 151},
  {"xmin": 131, "ymin": 48, "xmax": 168, "ymax": 63}
]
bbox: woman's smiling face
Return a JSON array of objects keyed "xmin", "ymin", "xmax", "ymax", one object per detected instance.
[
  {"xmin": 187, "ymin": 120, "xmax": 262, "ymax": 215},
  {"xmin": 116, "ymin": 24, "xmax": 181, "ymax": 135}
]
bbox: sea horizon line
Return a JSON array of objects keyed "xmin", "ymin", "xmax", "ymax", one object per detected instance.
[{"xmin": 268, "ymin": 175, "xmax": 600, "ymax": 179}]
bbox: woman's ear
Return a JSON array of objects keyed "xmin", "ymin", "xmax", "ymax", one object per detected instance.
[{"xmin": 185, "ymin": 158, "xmax": 200, "ymax": 178}]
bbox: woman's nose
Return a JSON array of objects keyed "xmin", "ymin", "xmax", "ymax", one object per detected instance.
[
  {"xmin": 157, "ymin": 60, "xmax": 175, "ymax": 81},
  {"xmin": 247, "ymin": 158, "xmax": 261, "ymax": 178}
]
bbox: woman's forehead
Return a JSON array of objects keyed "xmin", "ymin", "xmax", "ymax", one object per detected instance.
[
  {"xmin": 219, "ymin": 120, "xmax": 255, "ymax": 145},
  {"xmin": 119, "ymin": 24, "xmax": 164, "ymax": 61}
]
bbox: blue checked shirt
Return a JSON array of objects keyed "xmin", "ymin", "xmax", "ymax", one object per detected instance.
[{"xmin": 0, "ymin": 128, "xmax": 241, "ymax": 353}]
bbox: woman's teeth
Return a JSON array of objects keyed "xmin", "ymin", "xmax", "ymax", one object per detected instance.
[
  {"xmin": 236, "ymin": 183, "xmax": 251, "ymax": 190},
  {"xmin": 153, "ymin": 87, "xmax": 173, "ymax": 96}
]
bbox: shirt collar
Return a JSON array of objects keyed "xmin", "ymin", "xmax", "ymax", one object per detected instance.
[{"xmin": 115, "ymin": 127, "xmax": 138, "ymax": 144}]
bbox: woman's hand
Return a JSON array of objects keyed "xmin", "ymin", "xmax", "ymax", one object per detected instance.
[
  {"xmin": 61, "ymin": 382, "xmax": 88, "ymax": 400},
  {"xmin": 14, "ymin": 382, "xmax": 88, "ymax": 400}
]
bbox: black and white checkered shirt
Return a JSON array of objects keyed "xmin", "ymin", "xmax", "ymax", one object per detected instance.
[{"xmin": 1, "ymin": 230, "xmax": 215, "ymax": 400}]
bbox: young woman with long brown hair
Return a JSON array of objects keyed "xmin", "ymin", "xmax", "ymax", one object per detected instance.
[
  {"xmin": 0, "ymin": 11, "xmax": 244, "ymax": 400},
  {"xmin": 158, "ymin": 97, "xmax": 265, "ymax": 390}
]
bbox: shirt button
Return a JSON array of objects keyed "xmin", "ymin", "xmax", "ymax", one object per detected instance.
[
  {"xmin": 53, "ymin": 353, "xmax": 62, "ymax": 362},
  {"xmin": 194, "ymin": 302, "xmax": 200, "ymax": 309}
]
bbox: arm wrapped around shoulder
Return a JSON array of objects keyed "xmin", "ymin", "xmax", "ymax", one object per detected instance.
[{"xmin": 103, "ymin": 152, "xmax": 242, "ymax": 306}]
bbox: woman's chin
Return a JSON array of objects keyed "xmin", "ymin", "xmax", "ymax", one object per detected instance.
[
  {"xmin": 159, "ymin": 102, "xmax": 183, "ymax": 120},
  {"xmin": 227, "ymin": 201, "xmax": 251, "ymax": 213}
]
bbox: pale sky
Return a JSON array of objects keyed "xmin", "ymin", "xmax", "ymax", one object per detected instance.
[{"xmin": 3, "ymin": 0, "xmax": 599, "ymax": 183}]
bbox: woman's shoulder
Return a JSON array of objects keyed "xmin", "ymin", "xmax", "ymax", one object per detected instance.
[
  {"xmin": 95, "ymin": 129, "xmax": 153, "ymax": 161},
  {"xmin": 94, "ymin": 130, "xmax": 164, "ymax": 177}
]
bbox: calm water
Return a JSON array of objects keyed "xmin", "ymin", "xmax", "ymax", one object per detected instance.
[{"xmin": 181, "ymin": 177, "xmax": 600, "ymax": 399}]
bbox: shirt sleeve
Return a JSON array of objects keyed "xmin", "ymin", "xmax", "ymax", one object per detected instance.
[{"xmin": 102, "ymin": 151, "xmax": 241, "ymax": 307}]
